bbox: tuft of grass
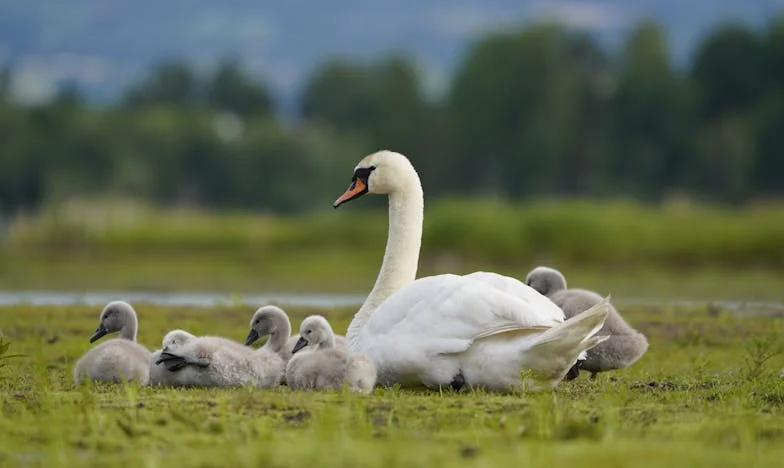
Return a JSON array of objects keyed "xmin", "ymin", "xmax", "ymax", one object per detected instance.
[
  {"xmin": 0, "ymin": 334, "xmax": 25, "ymax": 368},
  {"xmin": 0, "ymin": 302, "xmax": 783, "ymax": 467}
]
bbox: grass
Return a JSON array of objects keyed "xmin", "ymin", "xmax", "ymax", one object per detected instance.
[
  {"xmin": 1, "ymin": 302, "xmax": 783, "ymax": 467},
  {"xmin": 1, "ymin": 199, "xmax": 783, "ymax": 300}
]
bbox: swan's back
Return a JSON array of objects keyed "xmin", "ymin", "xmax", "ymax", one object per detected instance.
[
  {"xmin": 364, "ymin": 273, "xmax": 564, "ymax": 343},
  {"xmin": 464, "ymin": 271, "xmax": 566, "ymax": 320},
  {"xmin": 74, "ymin": 339, "xmax": 151, "ymax": 385}
]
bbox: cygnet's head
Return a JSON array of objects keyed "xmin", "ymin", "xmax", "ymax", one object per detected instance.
[
  {"xmin": 161, "ymin": 329, "xmax": 195, "ymax": 352},
  {"xmin": 245, "ymin": 305, "xmax": 289, "ymax": 346},
  {"xmin": 525, "ymin": 266, "xmax": 568, "ymax": 296},
  {"xmin": 89, "ymin": 301, "xmax": 136, "ymax": 343},
  {"xmin": 333, "ymin": 150, "xmax": 418, "ymax": 207},
  {"xmin": 292, "ymin": 315, "xmax": 335, "ymax": 354}
]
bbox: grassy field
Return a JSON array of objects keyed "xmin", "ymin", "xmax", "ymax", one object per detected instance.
[
  {"xmin": 1, "ymin": 302, "xmax": 783, "ymax": 467},
  {"xmin": 1, "ymin": 199, "xmax": 783, "ymax": 300}
]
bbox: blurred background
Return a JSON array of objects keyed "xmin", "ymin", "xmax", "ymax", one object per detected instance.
[{"xmin": 0, "ymin": 1, "xmax": 782, "ymax": 305}]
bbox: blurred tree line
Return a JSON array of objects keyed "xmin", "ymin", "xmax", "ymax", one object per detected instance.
[{"xmin": 1, "ymin": 20, "xmax": 784, "ymax": 216}]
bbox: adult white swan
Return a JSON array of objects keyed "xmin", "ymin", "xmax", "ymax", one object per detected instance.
[{"xmin": 333, "ymin": 150, "xmax": 610, "ymax": 392}]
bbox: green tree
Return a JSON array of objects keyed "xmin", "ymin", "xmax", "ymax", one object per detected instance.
[
  {"xmin": 449, "ymin": 24, "xmax": 592, "ymax": 198},
  {"xmin": 124, "ymin": 60, "xmax": 200, "ymax": 107},
  {"xmin": 610, "ymin": 21, "xmax": 693, "ymax": 199},
  {"xmin": 53, "ymin": 81, "xmax": 85, "ymax": 110},
  {"xmin": 751, "ymin": 17, "xmax": 784, "ymax": 195},
  {"xmin": 558, "ymin": 32, "xmax": 611, "ymax": 196},
  {"xmin": 752, "ymin": 93, "xmax": 784, "ymax": 195},
  {"xmin": 0, "ymin": 66, "xmax": 10, "ymax": 104},
  {"xmin": 299, "ymin": 56, "xmax": 441, "ymax": 194},
  {"xmin": 0, "ymin": 107, "xmax": 45, "ymax": 213},
  {"xmin": 692, "ymin": 23, "xmax": 762, "ymax": 119},
  {"xmin": 206, "ymin": 57, "xmax": 274, "ymax": 117},
  {"xmin": 759, "ymin": 17, "xmax": 784, "ymax": 94},
  {"xmin": 366, "ymin": 57, "xmax": 431, "ymax": 159},
  {"xmin": 300, "ymin": 61, "xmax": 374, "ymax": 133},
  {"xmin": 691, "ymin": 117, "xmax": 755, "ymax": 203}
]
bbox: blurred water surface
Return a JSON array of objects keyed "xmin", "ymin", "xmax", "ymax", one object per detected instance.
[{"xmin": 0, "ymin": 291, "xmax": 781, "ymax": 316}]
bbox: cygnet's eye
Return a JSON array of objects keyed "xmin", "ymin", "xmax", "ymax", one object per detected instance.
[{"xmin": 306, "ymin": 330, "xmax": 312, "ymax": 335}]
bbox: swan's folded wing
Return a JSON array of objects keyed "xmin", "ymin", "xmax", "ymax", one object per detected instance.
[
  {"xmin": 463, "ymin": 271, "xmax": 566, "ymax": 322},
  {"xmin": 366, "ymin": 274, "xmax": 562, "ymax": 344}
]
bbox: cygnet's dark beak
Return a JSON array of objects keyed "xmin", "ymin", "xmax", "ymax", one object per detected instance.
[
  {"xmin": 89, "ymin": 324, "xmax": 108, "ymax": 343},
  {"xmin": 291, "ymin": 337, "xmax": 309, "ymax": 354},
  {"xmin": 244, "ymin": 329, "xmax": 260, "ymax": 346}
]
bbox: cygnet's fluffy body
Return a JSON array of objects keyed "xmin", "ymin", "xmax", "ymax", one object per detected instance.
[
  {"xmin": 285, "ymin": 315, "xmax": 376, "ymax": 394},
  {"xmin": 155, "ymin": 331, "xmax": 284, "ymax": 388},
  {"xmin": 525, "ymin": 266, "xmax": 648, "ymax": 378},
  {"xmin": 73, "ymin": 301, "xmax": 152, "ymax": 385},
  {"xmin": 148, "ymin": 329, "xmax": 198, "ymax": 386}
]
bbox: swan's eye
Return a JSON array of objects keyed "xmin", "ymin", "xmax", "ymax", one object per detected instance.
[{"xmin": 353, "ymin": 166, "xmax": 375, "ymax": 182}]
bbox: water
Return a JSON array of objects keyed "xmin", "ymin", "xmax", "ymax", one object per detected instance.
[{"xmin": 0, "ymin": 291, "xmax": 781, "ymax": 316}]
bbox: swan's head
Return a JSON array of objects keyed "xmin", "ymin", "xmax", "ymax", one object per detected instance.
[
  {"xmin": 245, "ymin": 305, "xmax": 288, "ymax": 346},
  {"xmin": 334, "ymin": 150, "xmax": 417, "ymax": 208},
  {"xmin": 89, "ymin": 300, "xmax": 136, "ymax": 343},
  {"xmin": 292, "ymin": 315, "xmax": 335, "ymax": 353},
  {"xmin": 524, "ymin": 266, "xmax": 567, "ymax": 296},
  {"xmin": 161, "ymin": 329, "xmax": 195, "ymax": 352}
]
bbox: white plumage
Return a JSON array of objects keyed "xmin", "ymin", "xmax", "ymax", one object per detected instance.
[{"xmin": 333, "ymin": 151, "xmax": 610, "ymax": 392}]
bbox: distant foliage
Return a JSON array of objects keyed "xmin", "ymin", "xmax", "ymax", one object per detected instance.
[
  {"xmin": 2, "ymin": 18, "xmax": 784, "ymax": 216},
  {"xmin": 7, "ymin": 199, "xmax": 784, "ymax": 270}
]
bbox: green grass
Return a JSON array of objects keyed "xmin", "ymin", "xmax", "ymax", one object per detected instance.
[
  {"xmin": 1, "ymin": 302, "xmax": 783, "ymax": 467},
  {"xmin": 1, "ymin": 199, "xmax": 783, "ymax": 299}
]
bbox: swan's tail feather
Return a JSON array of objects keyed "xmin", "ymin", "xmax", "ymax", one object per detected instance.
[{"xmin": 523, "ymin": 297, "xmax": 611, "ymax": 388}]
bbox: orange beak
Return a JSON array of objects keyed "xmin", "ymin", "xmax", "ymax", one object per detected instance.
[{"xmin": 333, "ymin": 178, "xmax": 368, "ymax": 208}]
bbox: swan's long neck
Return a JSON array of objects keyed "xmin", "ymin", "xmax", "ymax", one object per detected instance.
[
  {"xmin": 264, "ymin": 318, "xmax": 291, "ymax": 353},
  {"xmin": 318, "ymin": 333, "xmax": 337, "ymax": 351},
  {"xmin": 120, "ymin": 311, "xmax": 138, "ymax": 341},
  {"xmin": 346, "ymin": 177, "xmax": 424, "ymax": 350}
]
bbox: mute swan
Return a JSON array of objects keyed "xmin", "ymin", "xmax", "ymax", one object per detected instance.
[
  {"xmin": 73, "ymin": 301, "xmax": 152, "ymax": 385},
  {"xmin": 244, "ymin": 305, "xmax": 348, "ymax": 361},
  {"xmin": 286, "ymin": 315, "xmax": 377, "ymax": 394},
  {"xmin": 154, "ymin": 331, "xmax": 284, "ymax": 388},
  {"xmin": 333, "ymin": 150, "xmax": 610, "ymax": 392},
  {"xmin": 525, "ymin": 266, "xmax": 649, "ymax": 379}
]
